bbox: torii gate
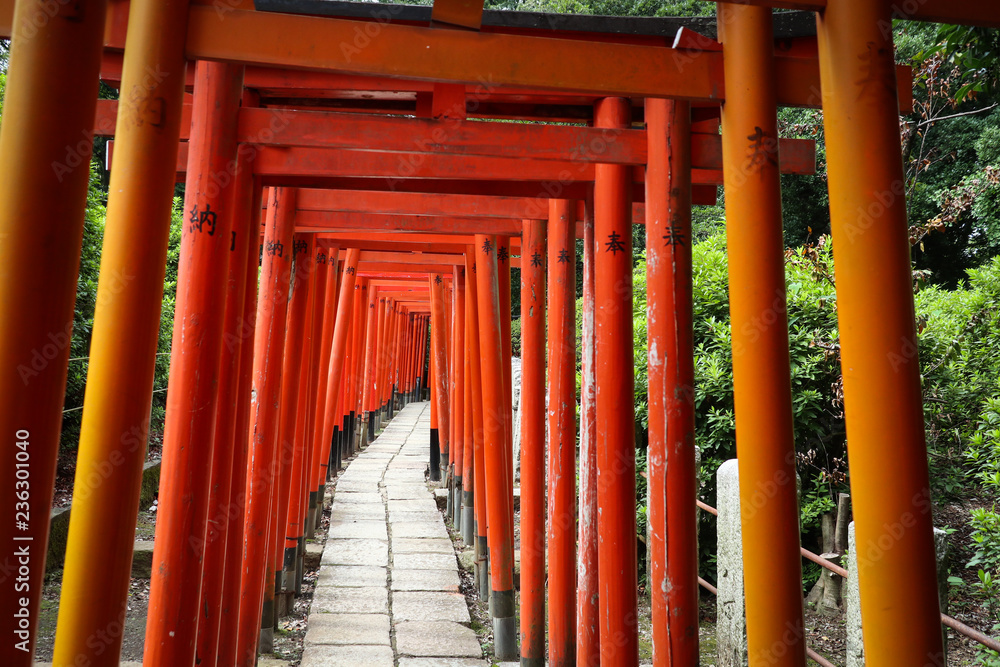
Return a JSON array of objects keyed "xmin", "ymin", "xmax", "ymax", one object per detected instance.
[{"xmin": 1, "ymin": 0, "xmax": 995, "ymax": 666}]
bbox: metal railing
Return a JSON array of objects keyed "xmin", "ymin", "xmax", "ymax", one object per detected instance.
[{"xmin": 695, "ymin": 499, "xmax": 1000, "ymax": 659}]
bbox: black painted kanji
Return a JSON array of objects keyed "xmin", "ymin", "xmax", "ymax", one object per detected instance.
[
  {"xmin": 481, "ymin": 238, "xmax": 493, "ymax": 255},
  {"xmin": 605, "ymin": 230, "xmax": 626, "ymax": 255},
  {"xmin": 497, "ymin": 246, "xmax": 509, "ymax": 262},
  {"xmin": 188, "ymin": 203, "xmax": 218, "ymax": 236},
  {"xmin": 264, "ymin": 239, "xmax": 284, "ymax": 257},
  {"xmin": 663, "ymin": 225, "xmax": 687, "ymax": 247},
  {"xmin": 530, "ymin": 251, "xmax": 543, "ymax": 268},
  {"xmin": 557, "ymin": 248, "xmax": 571, "ymax": 263}
]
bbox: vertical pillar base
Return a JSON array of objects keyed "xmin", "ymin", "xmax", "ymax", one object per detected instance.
[
  {"xmin": 452, "ymin": 478, "xmax": 463, "ymax": 526},
  {"xmin": 462, "ymin": 492, "xmax": 475, "ymax": 546},
  {"xmin": 295, "ymin": 536, "xmax": 305, "ymax": 596},
  {"xmin": 493, "ymin": 611, "xmax": 518, "ymax": 661},
  {"xmin": 429, "ymin": 429, "xmax": 441, "ymax": 481},
  {"xmin": 316, "ymin": 484, "xmax": 326, "ymax": 529},
  {"xmin": 305, "ymin": 492, "xmax": 318, "ymax": 540},
  {"xmin": 259, "ymin": 598, "xmax": 275, "ymax": 653}
]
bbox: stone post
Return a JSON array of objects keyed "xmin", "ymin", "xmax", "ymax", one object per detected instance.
[{"xmin": 716, "ymin": 459, "xmax": 748, "ymax": 667}]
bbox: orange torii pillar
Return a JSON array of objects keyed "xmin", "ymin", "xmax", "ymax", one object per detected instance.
[
  {"xmin": 284, "ymin": 242, "xmax": 331, "ymax": 595},
  {"xmin": 461, "ymin": 305, "xmax": 477, "ymax": 545},
  {"xmin": 237, "ymin": 187, "xmax": 296, "ymax": 666},
  {"xmin": 548, "ymin": 199, "xmax": 577, "ymax": 666},
  {"xmin": 262, "ymin": 233, "xmax": 315, "ymax": 650},
  {"xmin": 144, "ymin": 60, "xmax": 246, "ymax": 667},
  {"xmin": 349, "ymin": 278, "xmax": 369, "ymax": 452},
  {"xmin": 497, "ymin": 235, "xmax": 514, "ymax": 559},
  {"xmin": 374, "ymin": 296, "xmax": 388, "ymax": 430},
  {"xmin": 195, "ymin": 148, "xmax": 258, "ymax": 666},
  {"xmin": 417, "ymin": 314, "xmax": 429, "ymax": 400},
  {"xmin": 718, "ymin": 5, "xmax": 807, "ymax": 666},
  {"xmin": 429, "ymin": 273, "xmax": 451, "ymax": 482},
  {"xmin": 371, "ymin": 295, "xmax": 386, "ymax": 437},
  {"xmin": 520, "ymin": 218, "xmax": 547, "ymax": 667},
  {"xmin": 594, "ymin": 97, "xmax": 639, "ymax": 666},
  {"xmin": 305, "ymin": 249, "xmax": 339, "ymax": 542},
  {"xmin": 42, "ymin": 2, "xmax": 188, "ymax": 665},
  {"xmin": 466, "ymin": 249, "xmax": 490, "ymax": 598},
  {"xmin": 330, "ymin": 267, "xmax": 349, "ymax": 472},
  {"xmin": 818, "ymin": 1, "xmax": 944, "ymax": 663},
  {"xmin": 218, "ymin": 180, "xmax": 265, "ymax": 667},
  {"xmin": 577, "ymin": 200, "xmax": 600, "ymax": 665},
  {"xmin": 645, "ymin": 98, "xmax": 699, "ymax": 664},
  {"xmin": 0, "ymin": 0, "xmax": 106, "ymax": 659},
  {"xmin": 361, "ymin": 286, "xmax": 379, "ymax": 445},
  {"xmin": 317, "ymin": 249, "xmax": 361, "ymax": 502},
  {"xmin": 475, "ymin": 234, "xmax": 518, "ymax": 661},
  {"xmin": 451, "ymin": 269, "xmax": 468, "ymax": 525}
]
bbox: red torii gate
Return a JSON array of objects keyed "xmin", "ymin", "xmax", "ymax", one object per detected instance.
[{"xmin": 0, "ymin": 0, "xmax": 991, "ymax": 666}]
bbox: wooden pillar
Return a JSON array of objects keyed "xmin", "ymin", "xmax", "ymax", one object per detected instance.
[
  {"xmin": 475, "ymin": 234, "xmax": 517, "ymax": 660},
  {"xmin": 45, "ymin": 0, "xmax": 189, "ymax": 662},
  {"xmin": 141, "ymin": 60, "xmax": 245, "ymax": 666},
  {"xmin": 818, "ymin": 1, "xmax": 944, "ymax": 663},
  {"xmin": 520, "ymin": 218, "xmax": 547, "ymax": 667},
  {"xmin": 718, "ymin": 4, "xmax": 806, "ymax": 665},
  {"xmin": 195, "ymin": 144, "xmax": 257, "ymax": 666},
  {"xmin": 577, "ymin": 199, "xmax": 600, "ymax": 665},
  {"xmin": 548, "ymin": 200, "xmax": 577, "ymax": 666},
  {"xmin": 645, "ymin": 97, "xmax": 699, "ymax": 665},
  {"xmin": 217, "ymin": 180, "xmax": 264, "ymax": 667},
  {"xmin": 0, "ymin": 0, "xmax": 107, "ymax": 658},
  {"xmin": 236, "ymin": 187, "xmax": 297, "ymax": 666},
  {"xmin": 594, "ymin": 97, "xmax": 639, "ymax": 666},
  {"xmin": 429, "ymin": 274, "xmax": 451, "ymax": 481}
]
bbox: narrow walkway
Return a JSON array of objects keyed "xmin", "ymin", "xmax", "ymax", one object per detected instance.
[{"xmin": 302, "ymin": 401, "xmax": 487, "ymax": 667}]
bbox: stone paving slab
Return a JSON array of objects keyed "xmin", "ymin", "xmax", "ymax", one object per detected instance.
[
  {"xmin": 330, "ymin": 505, "xmax": 385, "ymax": 522},
  {"xmin": 316, "ymin": 565, "xmax": 387, "ymax": 588},
  {"xmin": 391, "ymin": 520, "xmax": 450, "ymax": 540},
  {"xmin": 304, "ymin": 613, "xmax": 391, "ymax": 646},
  {"xmin": 334, "ymin": 492, "xmax": 383, "ymax": 504},
  {"xmin": 388, "ymin": 509, "xmax": 443, "ymax": 523},
  {"xmin": 328, "ymin": 519, "xmax": 389, "ymax": 540},
  {"xmin": 391, "ymin": 568, "xmax": 461, "ymax": 592},
  {"xmin": 321, "ymin": 538, "xmax": 388, "ymax": 567},
  {"xmin": 392, "ymin": 591, "xmax": 471, "ymax": 623},
  {"xmin": 392, "ymin": 537, "xmax": 455, "ymax": 554},
  {"xmin": 395, "ymin": 621, "xmax": 482, "ymax": 657},
  {"xmin": 300, "ymin": 644, "xmax": 395, "ymax": 667},
  {"xmin": 387, "ymin": 498, "xmax": 439, "ymax": 513},
  {"xmin": 393, "ymin": 552, "xmax": 458, "ymax": 571},
  {"xmin": 312, "ymin": 585, "xmax": 389, "ymax": 614}
]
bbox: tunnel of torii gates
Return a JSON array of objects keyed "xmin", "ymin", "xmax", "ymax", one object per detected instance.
[{"xmin": 0, "ymin": 0, "xmax": 997, "ymax": 665}]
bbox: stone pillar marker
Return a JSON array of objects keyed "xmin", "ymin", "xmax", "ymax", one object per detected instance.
[{"xmin": 716, "ymin": 459, "xmax": 748, "ymax": 667}]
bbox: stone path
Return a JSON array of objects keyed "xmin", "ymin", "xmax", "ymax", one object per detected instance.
[{"xmin": 302, "ymin": 401, "xmax": 490, "ymax": 667}]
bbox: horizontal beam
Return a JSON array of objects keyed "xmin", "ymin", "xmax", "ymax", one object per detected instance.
[
  {"xmin": 358, "ymin": 262, "xmax": 455, "ymax": 273},
  {"xmin": 96, "ymin": 102, "xmax": 813, "ymax": 172},
  {"xmin": 358, "ymin": 251, "xmax": 465, "ymax": 264},
  {"xmin": 246, "ymin": 143, "xmax": 813, "ymax": 182},
  {"xmin": 297, "ymin": 211, "xmax": 524, "ymax": 236},
  {"xmin": 239, "ymin": 107, "xmax": 646, "ymax": 164}
]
